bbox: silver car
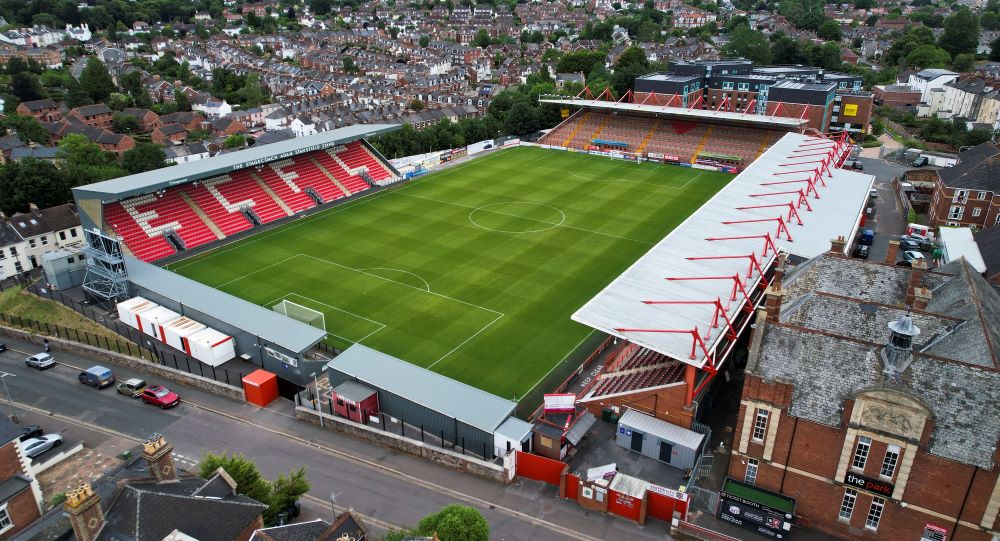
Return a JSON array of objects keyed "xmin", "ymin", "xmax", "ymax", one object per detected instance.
[
  {"xmin": 21, "ymin": 434, "xmax": 62, "ymax": 458},
  {"xmin": 25, "ymin": 352, "xmax": 55, "ymax": 370}
]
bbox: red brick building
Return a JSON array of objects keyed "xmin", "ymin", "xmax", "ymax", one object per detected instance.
[
  {"xmin": 15, "ymin": 98, "xmax": 61, "ymax": 122},
  {"xmin": 873, "ymin": 84, "xmax": 922, "ymax": 108},
  {"xmin": 729, "ymin": 251, "xmax": 1000, "ymax": 541},
  {"xmin": 927, "ymin": 142, "xmax": 1000, "ymax": 229},
  {"xmin": 67, "ymin": 104, "xmax": 114, "ymax": 129},
  {"xmin": 0, "ymin": 417, "xmax": 44, "ymax": 539}
]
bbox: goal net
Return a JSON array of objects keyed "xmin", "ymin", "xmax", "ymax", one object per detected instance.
[{"xmin": 272, "ymin": 299, "xmax": 326, "ymax": 331}]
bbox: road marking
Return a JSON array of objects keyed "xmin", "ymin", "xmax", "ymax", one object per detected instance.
[
  {"xmin": 6, "ymin": 399, "xmax": 142, "ymax": 443},
  {"xmin": 182, "ymin": 398, "xmax": 602, "ymax": 541}
]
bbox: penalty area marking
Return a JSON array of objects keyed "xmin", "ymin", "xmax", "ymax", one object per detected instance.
[
  {"xmin": 358, "ymin": 267, "xmax": 431, "ymax": 292},
  {"xmin": 263, "ymin": 292, "xmax": 387, "ymax": 344},
  {"xmin": 467, "ymin": 201, "xmax": 566, "ymax": 234}
]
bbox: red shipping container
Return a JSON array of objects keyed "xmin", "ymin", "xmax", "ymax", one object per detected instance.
[{"xmin": 242, "ymin": 369, "xmax": 279, "ymax": 407}]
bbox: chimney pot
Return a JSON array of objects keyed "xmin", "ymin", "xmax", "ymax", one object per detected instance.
[
  {"xmin": 65, "ymin": 481, "xmax": 104, "ymax": 541},
  {"xmin": 830, "ymin": 235, "xmax": 847, "ymax": 255},
  {"xmin": 913, "ymin": 287, "xmax": 932, "ymax": 310},
  {"xmin": 905, "ymin": 259, "xmax": 928, "ymax": 306},
  {"xmin": 28, "ymin": 202, "xmax": 38, "ymax": 212},
  {"xmin": 142, "ymin": 433, "xmax": 177, "ymax": 481}
]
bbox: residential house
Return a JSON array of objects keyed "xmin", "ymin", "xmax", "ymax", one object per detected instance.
[
  {"xmin": 120, "ymin": 108, "xmax": 161, "ymax": 133},
  {"xmin": 210, "ymin": 117, "xmax": 247, "ymax": 137},
  {"xmin": 15, "ymin": 99, "xmax": 61, "ymax": 122},
  {"xmin": 907, "ymin": 68, "xmax": 959, "ymax": 104},
  {"xmin": 66, "ymin": 104, "xmax": 114, "ymax": 129},
  {"xmin": 0, "ymin": 416, "xmax": 44, "ymax": 538},
  {"xmin": 248, "ymin": 513, "xmax": 368, "ymax": 540},
  {"xmin": 160, "ymin": 111, "xmax": 206, "ymax": 131},
  {"xmin": 163, "ymin": 142, "xmax": 209, "ymax": 164},
  {"xmin": 7, "ymin": 203, "xmax": 83, "ymax": 269},
  {"xmin": 151, "ymin": 124, "xmax": 189, "ymax": 144},
  {"xmin": 192, "ymin": 96, "xmax": 234, "ymax": 118},
  {"xmin": 290, "ymin": 115, "xmax": 316, "ymax": 137},
  {"xmin": 927, "ymin": 141, "xmax": 1000, "ymax": 229}
]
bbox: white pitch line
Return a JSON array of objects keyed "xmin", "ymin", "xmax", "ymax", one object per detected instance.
[
  {"xmin": 212, "ymin": 254, "xmax": 301, "ymax": 289},
  {"xmin": 358, "ymin": 267, "xmax": 431, "ymax": 292},
  {"xmin": 266, "ymin": 292, "xmax": 387, "ymax": 344},
  {"xmin": 677, "ymin": 170, "xmax": 706, "ymax": 189},
  {"xmin": 520, "ymin": 329, "xmax": 598, "ymax": 399},
  {"xmin": 426, "ymin": 313, "xmax": 503, "ymax": 369},
  {"xmin": 296, "ymin": 253, "xmax": 504, "ymax": 317},
  {"xmin": 286, "ymin": 292, "xmax": 387, "ymax": 327},
  {"xmin": 396, "ymin": 191, "xmax": 654, "ymax": 246}
]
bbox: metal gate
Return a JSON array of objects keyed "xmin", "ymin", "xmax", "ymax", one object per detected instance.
[{"xmin": 686, "ymin": 485, "xmax": 720, "ymax": 514}]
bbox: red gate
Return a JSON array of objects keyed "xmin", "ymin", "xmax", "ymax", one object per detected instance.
[
  {"xmin": 647, "ymin": 484, "xmax": 689, "ymax": 522},
  {"xmin": 565, "ymin": 474, "xmax": 580, "ymax": 500},
  {"xmin": 515, "ymin": 451, "xmax": 565, "ymax": 486}
]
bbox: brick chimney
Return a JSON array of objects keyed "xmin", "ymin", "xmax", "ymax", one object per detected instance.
[
  {"xmin": 28, "ymin": 202, "xmax": 38, "ymax": 212},
  {"xmin": 905, "ymin": 259, "xmax": 928, "ymax": 306},
  {"xmin": 64, "ymin": 481, "xmax": 104, "ymax": 541},
  {"xmin": 142, "ymin": 434, "xmax": 177, "ymax": 481},
  {"xmin": 829, "ymin": 236, "xmax": 847, "ymax": 255},
  {"xmin": 771, "ymin": 252, "xmax": 788, "ymax": 289},
  {"xmin": 884, "ymin": 240, "xmax": 900, "ymax": 265},
  {"xmin": 913, "ymin": 287, "xmax": 932, "ymax": 310}
]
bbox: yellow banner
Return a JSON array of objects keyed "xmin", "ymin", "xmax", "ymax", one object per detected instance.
[
  {"xmin": 561, "ymin": 108, "xmax": 570, "ymax": 118},
  {"xmin": 843, "ymin": 103, "xmax": 858, "ymax": 117}
]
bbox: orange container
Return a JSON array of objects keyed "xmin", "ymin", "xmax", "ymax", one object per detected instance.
[{"xmin": 242, "ymin": 369, "xmax": 279, "ymax": 407}]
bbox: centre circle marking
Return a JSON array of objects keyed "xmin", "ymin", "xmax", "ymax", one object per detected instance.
[{"xmin": 468, "ymin": 202, "xmax": 566, "ymax": 234}]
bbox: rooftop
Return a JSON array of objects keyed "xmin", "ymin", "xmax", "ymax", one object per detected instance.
[
  {"xmin": 572, "ymin": 132, "xmax": 871, "ymax": 369},
  {"xmin": 538, "ymin": 98, "xmax": 807, "ymax": 130},
  {"xmin": 326, "ymin": 344, "xmax": 516, "ymax": 434},
  {"xmin": 755, "ymin": 254, "xmax": 1000, "ymax": 469}
]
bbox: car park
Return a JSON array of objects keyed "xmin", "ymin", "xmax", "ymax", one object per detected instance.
[
  {"xmin": 18, "ymin": 425, "xmax": 42, "ymax": 441},
  {"xmin": 140, "ymin": 385, "xmax": 180, "ymax": 409},
  {"xmin": 78, "ymin": 365, "xmax": 116, "ymax": 389},
  {"xmin": 117, "ymin": 378, "xmax": 148, "ymax": 398},
  {"xmin": 25, "ymin": 352, "xmax": 56, "ymax": 370},
  {"xmin": 21, "ymin": 434, "xmax": 62, "ymax": 458}
]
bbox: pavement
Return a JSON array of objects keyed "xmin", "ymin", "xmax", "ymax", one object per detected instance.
[{"xmin": 0, "ymin": 336, "xmax": 673, "ymax": 540}]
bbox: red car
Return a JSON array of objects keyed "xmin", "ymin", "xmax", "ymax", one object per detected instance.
[{"xmin": 140, "ymin": 385, "xmax": 180, "ymax": 409}]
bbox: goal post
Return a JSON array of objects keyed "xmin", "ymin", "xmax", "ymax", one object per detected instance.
[{"xmin": 272, "ymin": 299, "xmax": 326, "ymax": 331}]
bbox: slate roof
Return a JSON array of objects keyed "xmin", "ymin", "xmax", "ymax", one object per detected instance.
[
  {"xmin": 0, "ymin": 415, "xmax": 23, "ymax": 446},
  {"xmin": 251, "ymin": 520, "xmax": 330, "ymax": 541},
  {"xmin": 8, "ymin": 203, "xmax": 79, "ymax": 239},
  {"xmin": 0, "ymin": 475, "xmax": 30, "ymax": 503},
  {"xmin": 97, "ymin": 476, "xmax": 267, "ymax": 541},
  {"xmin": 937, "ymin": 141, "xmax": 1000, "ymax": 190},
  {"xmin": 755, "ymin": 254, "xmax": 1000, "ymax": 469},
  {"xmin": 72, "ymin": 104, "xmax": 113, "ymax": 117},
  {"xmin": 973, "ymin": 226, "xmax": 1000, "ymax": 280},
  {"xmin": 20, "ymin": 98, "xmax": 57, "ymax": 111}
]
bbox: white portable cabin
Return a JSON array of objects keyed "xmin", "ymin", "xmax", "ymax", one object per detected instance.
[
  {"xmin": 116, "ymin": 297, "xmax": 159, "ymax": 333},
  {"xmin": 188, "ymin": 328, "xmax": 235, "ymax": 367},
  {"xmin": 138, "ymin": 306, "xmax": 180, "ymax": 342},
  {"xmin": 162, "ymin": 317, "xmax": 207, "ymax": 356}
]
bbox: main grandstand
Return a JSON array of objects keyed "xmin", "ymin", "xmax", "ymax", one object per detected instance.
[
  {"xmin": 68, "ymin": 87, "xmax": 871, "ymax": 422},
  {"xmin": 74, "ymin": 125, "xmax": 401, "ymax": 262}
]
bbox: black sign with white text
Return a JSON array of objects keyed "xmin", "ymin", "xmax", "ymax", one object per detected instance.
[{"xmin": 843, "ymin": 472, "xmax": 894, "ymax": 497}]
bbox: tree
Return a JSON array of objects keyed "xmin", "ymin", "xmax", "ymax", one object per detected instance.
[
  {"xmin": 57, "ymin": 133, "xmax": 125, "ymax": 183},
  {"xmin": 416, "ymin": 505, "xmax": 489, "ymax": 541},
  {"xmin": 108, "ymin": 92, "xmax": 130, "ymax": 110},
  {"xmin": 269, "ymin": 468, "xmax": 309, "ymax": 516},
  {"xmin": 10, "ymin": 72, "xmax": 44, "ymax": 102},
  {"xmin": 342, "ymin": 56, "xmax": 357, "ymax": 73},
  {"xmin": 770, "ymin": 35, "xmax": 807, "ymax": 64},
  {"xmin": 223, "ymin": 133, "xmax": 246, "ymax": 149},
  {"xmin": 122, "ymin": 143, "xmax": 165, "ymax": 174},
  {"xmin": 938, "ymin": 8, "xmax": 979, "ymax": 58},
  {"xmin": 905, "ymin": 44, "xmax": 951, "ymax": 69},
  {"xmin": 408, "ymin": 98, "xmax": 424, "ymax": 111},
  {"xmin": 79, "ymin": 58, "xmax": 117, "ymax": 103},
  {"xmin": 816, "ymin": 19, "xmax": 842, "ymax": 41},
  {"xmin": 419, "ymin": 35, "xmax": 430, "ymax": 47},
  {"xmin": 174, "ymin": 89, "xmax": 191, "ymax": 112},
  {"xmin": 952, "ymin": 53, "xmax": 975, "ymax": 72},
  {"xmin": 112, "ymin": 113, "xmax": 140, "ymax": 134},
  {"xmin": 991, "ymin": 35, "xmax": 1000, "ymax": 62},
  {"xmin": 474, "ymin": 28, "xmax": 490, "ymax": 48},
  {"xmin": 198, "ymin": 452, "xmax": 309, "ymax": 526},
  {"xmin": 0, "ymin": 159, "xmax": 73, "ymax": 213},
  {"xmin": 610, "ymin": 45, "xmax": 650, "ymax": 96},
  {"xmin": 0, "ymin": 115, "xmax": 49, "ymax": 144},
  {"xmin": 502, "ymin": 100, "xmax": 539, "ymax": 135},
  {"xmin": 723, "ymin": 25, "xmax": 773, "ymax": 64}
]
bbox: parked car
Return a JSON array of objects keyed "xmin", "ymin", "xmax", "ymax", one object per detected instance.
[
  {"xmin": 25, "ymin": 352, "xmax": 56, "ymax": 370},
  {"xmin": 140, "ymin": 385, "xmax": 180, "ymax": 409},
  {"xmin": 851, "ymin": 161, "xmax": 863, "ymax": 171},
  {"xmin": 117, "ymin": 378, "xmax": 148, "ymax": 399},
  {"xmin": 869, "ymin": 188, "xmax": 878, "ymax": 199},
  {"xmin": 903, "ymin": 250, "xmax": 925, "ymax": 262},
  {"xmin": 18, "ymin": 425, "xmax": 43, "ymax": 441},
  {"xmin": 858, "ymin": 229, "xmax": 875, "ymax": 246},
  {"xmin": 912, "ymin": 156, "xmax": 929, "ymax": 167},
  {"xmin": 21, "ymin": 434, "xmax": 62, "ymax": 458},
  {"xmin": 78, "ymin": 365, "xmax": 116, "ymax": 389},
  {"xmin": 899, "ymin": 239, "xmax": 921, "ymax": 251},
  {"xmin": 0, "ymin": 342, "xmax": 6, "ymax": 352},
  {"xmin": 853, "ymin": 244, "xmax": 870, "ymax": 259}
]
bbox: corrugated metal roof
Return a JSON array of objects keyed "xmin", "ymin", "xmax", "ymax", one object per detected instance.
[
  {"xmin": 125, "ymin": 257, "xmax": 327, "ymax": 353},
  {"xmin": 325, "ymin": 344, "xmax": 516, "ymax": 433},
  {"xmin": 572, "ymin": 132, "xmax": 873, "ymax": 368},
  {"xmin": 564, "ymin": 411, "xmax": 597, "ymax": 446},
  {"xmin": 73, "ymin": 124, "xmax": 401, "ymax": 200},
  {"xmin": 609, "ymin": 473, "xmax": 649, "ymax": 498},
  {"xmin": 538, "ymin": 98, "xmax": 806, "ymax": 129},
  {"xmin": 618, "ymin": 409, "xmax": 705, "ymax": 451},
  {"xmin": 332, "ymin": 380, "xmax": 376, "ymax": 403},
  {"xmin": 495, "ymin": 416, "xmax": 533, "ymax": 443}
]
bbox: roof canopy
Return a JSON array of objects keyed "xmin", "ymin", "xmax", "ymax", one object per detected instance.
[
  {"xmin": 325, "ymin": 344, "xmax": 516, "ymax": 434},
  {"xmin": 73, "ymin": 124, "xmax": 400, "ymax": 201},
  {"xmin": 538, "ymin": 98, "xmax": 807, "ymax": 130},
  {"xmin": 572, "ymin": 132, "xmax": 872, "ymax": 369}
]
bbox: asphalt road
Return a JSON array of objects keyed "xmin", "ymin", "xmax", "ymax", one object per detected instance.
[
  {"xmin": 0, "ymin": 337, "xmax": 670, "ymax": 540},
  {"xmin": 856, "ymin": 157, "xmax": 910, "ymax": 263}
]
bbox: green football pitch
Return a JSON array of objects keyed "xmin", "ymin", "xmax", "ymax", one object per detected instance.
[{"xmin": 169, "ymin": 146, "xmax": 731, "ymax": 399}]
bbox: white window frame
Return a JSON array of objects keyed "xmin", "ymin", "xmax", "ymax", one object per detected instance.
[
  {"xmin": 40, "ymin": 235, "xmax": 47, "ymax": 245},
  {"xmin": 852, "ymin": 436, "xmax": 872, "ymax": 470},
  {"xmin": 0, "ymin": 502, "xmax": 12, "ymax": 534},
  {"xmin": 880, "ymin": 445, "xmax": 900, "ymax": 479},
  {"xmin": 745, "ymin": 458, "xmax": 758, "ymax": 485},
  {"xmin": 973, "ymin": 208, "xmax": 982, "ymax": 218},
  {"xmin": 949, "ymin": 206, "xmax": 964, "ymax": 220},
  {"xmin": 865, "ymin": 497, "xmax": 885, "ymax": 530},
  {"xmin": 27, "ymin": 239, "xmax": 35, "ymax": 249},
  {"xmin": 752, "ymin": 409, "xmax": 769, "ymax": 442},
  {"xmin": 978, "ymin": 191, "xmax": 987, "ymax": 200},
  {"xmin": 839, "ymin": 488, "xmax": 857, "ymax": 521}
]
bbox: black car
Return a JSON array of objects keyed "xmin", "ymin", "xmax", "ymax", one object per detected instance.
[
  {"xmin": 851, "ymin": 161, "xmax": 863, "ymax": 171},
  {"xmin": 0, "ymin": 342, "xmax": 6, "ymax": 352},
  {"xmin": 18, "ymin": 425, "xmax": 43, "ymax": 441},
  {"xmin": 853, "ymin": 244, "xmax": 870, "ymax": 259}
]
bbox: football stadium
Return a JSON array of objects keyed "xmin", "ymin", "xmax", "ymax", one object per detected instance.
[{"xmin": 70, "ymin": 91, "xmax": 873, "ymax": 450}]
